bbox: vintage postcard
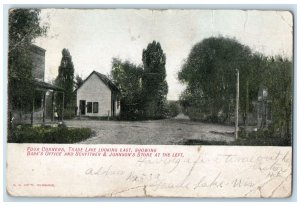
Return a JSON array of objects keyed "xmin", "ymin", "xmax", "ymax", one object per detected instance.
[{"xmin": 6, "ymin": 9, "xmax": 293, "ymax": 198}]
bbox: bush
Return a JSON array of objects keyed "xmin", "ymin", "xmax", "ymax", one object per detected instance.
[
  {"xmin": 63, "ymin": 106, "xmax": 76, "ymax": 119},
  {"xmin": 183, "ymin": 107, "xmax": 207, "ymax": 122},
  {"xmin": 8, "ymin": 125, "xmax": 92, "ymax": 143},
  {"xmin": 167, "ymin": 101, "xmax": 180, "ymax": 118}
]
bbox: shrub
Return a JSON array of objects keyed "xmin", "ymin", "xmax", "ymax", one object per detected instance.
[
  {"xmin": 167, "ymin": 101, "xmax": 180, "ymax": 118},
  {"xmin": 8, "ymin": 125, "xmax": 92, "ymax": 143},
  {"xmin": 63, "ymin": 106, "xmax": 76, "ymax": 119}
]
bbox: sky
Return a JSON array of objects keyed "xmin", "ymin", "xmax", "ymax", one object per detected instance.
[{"xmin": 34, "ymin": 9, "xmax": 293, "ymax": 100}]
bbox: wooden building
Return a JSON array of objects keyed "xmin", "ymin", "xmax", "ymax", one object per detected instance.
[
  {"xmin": 76, "ymin": 71, "xmax": 121, "ymax": 118},
  {"xmin": 10, "ymin": 44, "xmax": 64, "ymax": 124}
]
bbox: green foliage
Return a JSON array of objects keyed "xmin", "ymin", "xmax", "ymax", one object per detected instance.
[
  {"xmin": 264, "ymin": 57, "xmax": 292, "ymax": 139},
  {"xmin": 142, "ymin": 41, "xmax": 168, "ymax": 118},
  {"xmin": 239, "ymin": 53, "xmax": 268, "ymax": 124},
  {"xmin": 182, "ymin": 130, "xmax": 290, "ymax": 146},
  {"xmin": 9, "ymin": 9, "xmax": 47, "ymax": 52},
  {"xmin": 166, "ymin": 101, "xmax": 181, "ymax": 118},
  {"xmin": 8, "ymin": 125, "xmax": 92, "ymax": 143},
  {"xmin": 111, "ymin": 40, "xmax": 170, "ymax": 120},
  {"xmin": 75, "ymin": 74, "xmax": 84, "ymax": 89},
  {"xmin": 111, "ymin": 58, "xmax": 144, "ymax": 120},
  {"xmin": 55, "ymin": 48, "xmax": 75, "ymax": 112},
  {"xmin": 63, "ymin": 106, "xmax": 77, "ymax": 119},
  {"xmin": 178, "ymin": 37, "xmax": 259, "ymax": 123},
  {"xmin": 180, "ymin": 105, "xmax": 207, "ymax": 122},
  {"xmin": 110, "ymin": 41, "xmax": 169, "ymax": 120},
  {"xmin": 8, "ymin": 9, "xmax": 47, "ymax": 112},
  {"xmin": 179, "ymin": 36, "xmax": 292, "ymax": 140}
]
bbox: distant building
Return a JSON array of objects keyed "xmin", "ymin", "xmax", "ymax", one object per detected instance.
[{"xmin": 76, "ymin": 71, "xmax": 121, "ymax": 117}]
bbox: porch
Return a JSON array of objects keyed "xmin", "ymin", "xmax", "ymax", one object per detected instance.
[{"xmin": 10, "ymin": 80, "xmax": 64, "ymax": 125}]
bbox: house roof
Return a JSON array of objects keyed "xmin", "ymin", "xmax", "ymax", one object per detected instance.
[
  {"xmin": 30, "ymin": 44, "xmax": 46, "ymax": 56},
  {"xmin": 76, "ymin": 70, "xmax": 120, "ymax": 94},
  {"xmin": 9, "ymin": 75, "xmax": 64, "ymax": 92},
  {"xmin": 34, "ymin": 80, "xmax": 64, "ymax": 92}
]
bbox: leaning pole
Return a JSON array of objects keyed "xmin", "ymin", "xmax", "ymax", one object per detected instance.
[{"xmin": 235, "ymin": 69, "xmax": 239, "ymax": 140}]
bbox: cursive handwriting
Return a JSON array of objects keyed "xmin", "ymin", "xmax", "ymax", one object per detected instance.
[
  {"xmin": 83, "ymin": 149, "xmax": 291, "ymax": 197},
  {"xmin": 85, "ymin": 165, "xmax": 125, "ymax": 176}
]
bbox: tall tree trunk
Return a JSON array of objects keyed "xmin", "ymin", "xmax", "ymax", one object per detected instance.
[{"xmin": 245, "ymin": 79, "xmax": 249, "ymax": 136}]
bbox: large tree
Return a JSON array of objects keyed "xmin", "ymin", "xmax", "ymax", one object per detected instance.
[
  {"xmin": 178, "ymin": 37, "xmax": 263, "ymax": 123},
  {"xmin": 55, "ymin": 48, "xmax": 75, "ymax": 109},
  {"xmin": 8, "ymin": 9, "xmax": 47, "ymax": 112},
  {"xmin": 142, "ymin": 41, "xmax": 168, "ymax": 119},
  {"xmin": 111, "ymin": 58, "xmax": 143, "ymax": 120}
]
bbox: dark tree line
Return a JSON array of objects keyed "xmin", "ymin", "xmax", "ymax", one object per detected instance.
[
  {"xmin": 111, "ymin": 41, "xmax": 169, "ymax": 120},
  {"xmin": 264, "ymin": 57, "xmax": 292, "ymax": 140},
  {"xmin": 179, "ymin": 37, "xmax": 260, "ymax": 123},
  {"xmin": 54, "ymin": 49, "xmax": 85, "ymax": 119},
  {"xmin": 142, "ymin": 41, "xmax": 168, "ymax": 119},
  {"xmin": 111, "ymin": 58, "xmax": 144, "ymax": 120},
  {"xmin": 55, "ymin": 48, "xmax": 75, "ymax": 113},
  {"xmin": 178, "ymin": 36, "xmax": 292, "ymax": 139},
  {"xmin": 8, "ymin": 9, "xmax": 48, "ymax": 113}
]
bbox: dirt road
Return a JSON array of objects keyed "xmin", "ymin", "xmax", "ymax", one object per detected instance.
[{"xmin": 64, "ymin": 118, "xmax": 235, "ymax": 145}]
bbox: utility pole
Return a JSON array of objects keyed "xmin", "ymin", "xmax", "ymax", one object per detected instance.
[
  {"xmin": 245, "ymin": 79, "xmax": 249, "ymax": 137},
  {"xmin": 235, "ymin": 69, "xmax": 239, "ymax": 140}
]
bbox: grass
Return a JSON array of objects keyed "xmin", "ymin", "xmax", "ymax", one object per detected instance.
[
  {"xmin": 182, "ymin": 130, "xmax": 291, "ymax": 146},
  {"xmin": 8, "ymin": 124, "xmax": 93, "ymax": 144}
]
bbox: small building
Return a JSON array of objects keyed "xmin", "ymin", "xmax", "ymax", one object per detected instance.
[{"xmin": 76, "ymin": 71, "xmax": 121, "ymax": 117}]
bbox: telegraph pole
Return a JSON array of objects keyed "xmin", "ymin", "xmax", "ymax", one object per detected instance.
[{"xmin": 235, "ymin": 69, "xmax": 239, "ymax": 140}]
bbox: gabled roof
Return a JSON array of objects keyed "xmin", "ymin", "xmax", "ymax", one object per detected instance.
[{"xmin": 76, "ymin": 70, "xmax": 120, "ymax": 93}]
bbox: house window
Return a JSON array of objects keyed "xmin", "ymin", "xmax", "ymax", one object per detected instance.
[
  {"xmin": 93, "ymin": 102, "xmax": 98, "ymax": 113},
  {"xmin": 87, "ymin": 102, "xmax": 92, "ymax": 113}
]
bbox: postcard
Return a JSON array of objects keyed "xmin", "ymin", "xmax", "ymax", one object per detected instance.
[{"xmin": 6, "ymin": 9, "xmax": 293, "ymax": 198}]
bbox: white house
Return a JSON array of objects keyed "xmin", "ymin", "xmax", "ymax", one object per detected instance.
[{"xmin": 76, "ymin": 71, "xmax": 121, "ymax": 117}]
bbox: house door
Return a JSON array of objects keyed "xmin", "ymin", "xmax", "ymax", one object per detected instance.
[{"xmin": 79, "ymin": 100, "xmax": 86, "ymax": 115}]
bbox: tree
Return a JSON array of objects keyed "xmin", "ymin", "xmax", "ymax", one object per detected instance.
[
  {"xmin": 111, "ymin": 58, "xmax": 143, "ymax": 120},
  {"xmin": 8, "ymin": 9, "xmax": 47, "ymax": 113},
  {"xmin": 9, "ymin": 9, "xmax": 47, "ymax": 54},
  {"xmin": 55, "ymin": 49, "xmax": 75, "ymax": 111},
  {"xmin": 178, "ymin": 37, "xmax": 262, "ymax": 123},
  {"xmin": 167, "ymin": 101, "xmax": 181, "ymax": 118},
  {"xmin": 239, "ymin": 53, "xmax": 267, "ymax": 126},
  {"xmin": 264, "ymin": 57, "xmax": 292, "ymax": 141},
  {"xmin": 75, "ymin": 74, "xmax": 84, "ymax": 89},
  {"xmin": 142, "ymin": 41, "xmax": 168, "ymax": 119}
]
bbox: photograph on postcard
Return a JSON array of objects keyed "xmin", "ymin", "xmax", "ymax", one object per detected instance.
[{"xmin": 6, "ymin": 9, "xmax": 293, "ymax": 197}]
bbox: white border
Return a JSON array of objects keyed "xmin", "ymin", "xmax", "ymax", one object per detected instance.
[{"xmin": 1, "ymin": 0, "xmax": 298, "ymax": 205}]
